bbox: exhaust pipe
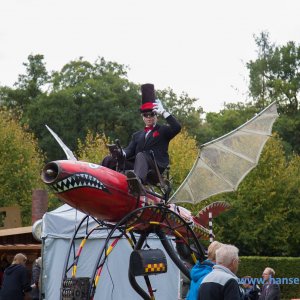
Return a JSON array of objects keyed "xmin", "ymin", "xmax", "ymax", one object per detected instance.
[{"xmin": 41, "ymin": 162, "xmax": 60, "ymax": 184}]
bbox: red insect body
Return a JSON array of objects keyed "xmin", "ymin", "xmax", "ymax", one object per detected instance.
[{"xmin": 42, "ymin": 160, "xmax": 211, "ymax": 240}]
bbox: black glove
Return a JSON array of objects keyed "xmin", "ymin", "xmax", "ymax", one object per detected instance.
[{"xmin": 112, "ymin": 148, "xmax": 125, "ymax": 160}]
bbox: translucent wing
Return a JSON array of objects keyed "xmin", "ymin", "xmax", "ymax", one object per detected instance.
[
  {"xmin": 45, "ymin": 125, "xmax": 77, "ymax": 161},
  {"xmin": 170, "ymin": 102, "xmax": 278, "ymax": 204}
]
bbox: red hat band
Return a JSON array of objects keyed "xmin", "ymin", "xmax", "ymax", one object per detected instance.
[{"xmin": 140, "ymin": 102, "xmax": 155, "ymax": 112}]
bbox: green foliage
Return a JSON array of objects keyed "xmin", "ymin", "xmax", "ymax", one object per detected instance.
[
  {"xmin": 247, "ymin": 31, "xmax": 300, "ymax": 114},
  {"xmin": 76, "ymin": 130, "xmax": 111, "ymax": 163},
  {"xmin": 51, "ymin": 57, "xmax": 128, "ymax": 90},
  {"xmin": 15, "ymin": 54, "xmax": 50, "ymax": 99},
  {"xmin": 237, "ymin": 256, "xmax": 300, "ymax": 300},
  {"xmin": 51, "ymin": 58, "xmax": 95, "ymax": 90},
  {"xmin": 214, "ymin": 136, "xmax": 300, "ymax": 256},
  {"xmin": 23, "ymin": 57, "xmax": 142, "ymax": 160},
  {"xmin": 168, "ymin": 129, "xmax": 198, "ymax": 190},
  {"xmin": 24, "ymin": 90, "xmax": 80, "ymax": 161},
  {"xmin": 199, "ymin": 102, "xmax": 258, "ymax": 144},
  {"xmin": 11, "ymin": 56, "xmax": 205, "ymax": 161},
  {"xmin": 246, "ymin": 31, "xmax": 300, "ymax": 153},
  {"xmin": 0, "ymin": 109, "xmax": 44, "ymax": 225},
  {"xmin": 157, "ymin": 88, "xmax": 203, "ymax": 141},
  {"xmin": 0, "ymin": 54, "xmax": 49, "ymax": 112},
  {"xmin": 280, "ymin": 154, "xmax": 300, "ymax": 256},
  {"xmin": 273, "ymin": 111, "xmax": 300, "ymax": 155}
]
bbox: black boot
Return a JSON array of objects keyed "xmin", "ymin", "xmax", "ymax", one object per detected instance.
[{"xmin": 126, "ymin": 170, "xmax": 146, "ymax": 197}]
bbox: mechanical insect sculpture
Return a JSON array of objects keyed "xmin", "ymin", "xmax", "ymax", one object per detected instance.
[{"xmin": 41, "ymin": 102, "xmax": 278, "ymax": 300}]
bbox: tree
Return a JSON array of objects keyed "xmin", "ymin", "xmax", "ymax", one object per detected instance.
[
  {"xmin": 197, "ymin": 102, "xmax": 258, "ymax": 145},
  {"xmin": 51, "ymin": 56, "xmax": 128, "ymax": 91},
  {"xmin": 247, "ymin": 31, "xmax": 300, "ymax": 114},
  {"xmin": 214, "ymin": 136, "xmax": 300, "ymax": 256},
  {"xmin": 24, "ymin": 90, "xmax": 79, "ymax": 161},
  {"xmin": 273, "ymin": 111, "xmax": 300, "ymax": 155},
  {"xmin": 247, "ymin": 32, "xmax": 300, "ymax": 153},
  {"xmin": 282, "ymin": 155, "xmax": 300, "ymax": 256},
  {"xmin": 157, "ymin": 88, "xmax": 204, "ymax": 141},
  {"xmin": 0, "ymin": 54, "xmax": 49, "ymax": 113},
  {"xmin": 23, "ymin": 57, "xmax": 142, "ymax": 160},
  {"xmin": 15, "ymin": 54, "xmax": 49, "ymax": 99},
  {"xmin": 169, "ymin": 129, "xmax": 198, "ymax": 190},
  {"xmin": 50, "ymin": 57, "xmax": 143, "ymax": 144},
  {"xmin": 51, "ymin": 57, "xmax": 95, "ymax": 90},
  {"xmin": 1, "ymin": 55, "xmax": 207, "ymax": 161},
  {"xmin": 0, "ymin": 109, "xmax": 44, "ymax": 225},
  {"xmin": 76, "ymin": 130, "xmax": 111, "ymax": 163}
]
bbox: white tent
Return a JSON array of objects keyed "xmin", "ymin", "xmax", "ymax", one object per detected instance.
[{"xmin": 40, "ymin": 204, "xmax": 180, "ymax": 299}]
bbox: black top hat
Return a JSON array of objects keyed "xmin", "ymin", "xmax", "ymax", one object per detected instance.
[{"xmin": 140, "ymin": 83, "xmax": 156, "ymax": 112}]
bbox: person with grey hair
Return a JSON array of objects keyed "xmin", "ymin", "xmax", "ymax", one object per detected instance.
[
  {"xmin": 198, "ymin": 244, "xmax": 242, "ymax": 300},
  {"xmin": 259, "ymin": 267, "xmax": 280, "ymax": 300},
  {"xmin": 187, "ymin": 241, "xmax": 224, "ymax": 299}
]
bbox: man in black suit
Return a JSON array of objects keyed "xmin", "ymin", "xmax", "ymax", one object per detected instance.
[
  {"xmin": 102, "ymin": 83, "xmax": 181, "ymax": 195},
  {"xmin": 259, "ymin": 267, "xmax": 280, "ymax": 300}
]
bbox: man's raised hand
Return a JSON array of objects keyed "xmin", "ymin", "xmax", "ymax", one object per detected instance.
[{"xmin": 153, "ymin": 99, "xmax": 170, "ymax": 118}]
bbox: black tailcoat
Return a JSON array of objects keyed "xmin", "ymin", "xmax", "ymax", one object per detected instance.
[{"xmin": 124, "ymin": 115, "xmax": 181, "ymax": 168}]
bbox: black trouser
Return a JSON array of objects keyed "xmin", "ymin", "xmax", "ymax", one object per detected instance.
[
  {"xmin": 102, "ymin": 152, "xmax": 164, "ymax": 184},
  {"xmin": 101, "ymin": 155, "xmax": 134, "ymax": 172},
  {"xmin": 134, "ymin": 152, "xmax": 156, "ymax": 183}
]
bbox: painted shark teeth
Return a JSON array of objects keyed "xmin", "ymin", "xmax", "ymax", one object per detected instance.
[{"xmin": 52, "ymin": 173, "xmax": 108, "ymax": 193}]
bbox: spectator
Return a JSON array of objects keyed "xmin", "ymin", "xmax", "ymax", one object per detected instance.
[
  {"xmin": 31, "ymin": 257, "xmax": 42, "ymax": 300},
  {"xmin": 187, "ymin": 241, "xmax": 223, "ymax": 299},
  {"xmin": 0, "ymin": 253, "xmax": 34, "ymax": 300},
  {"xmin": 0, "ymin": 254, "xmax": 10, "ymax": 289},
  {"xmin": 259, "ymin": 267, "xmax": 280, "ymax": 300},
  {"xmin": 241, "ymin": 276, "xmax": 261, "ymax": 300},
  {"xmin": 198, "ymin": 244, "xmax": 242, "ymax": 300}
]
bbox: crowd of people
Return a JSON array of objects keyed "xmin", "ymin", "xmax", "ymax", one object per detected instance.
[
  {"xmin": 0, "ymin": 248, "xmax": 281, "ymax": 300},
  {"xmin": 0, "ymin": 253, "xmax": 41, "ymax": 300},
  {"xmin": 184, "ymin": 241, "xmax": 281, "ymax": 300}
]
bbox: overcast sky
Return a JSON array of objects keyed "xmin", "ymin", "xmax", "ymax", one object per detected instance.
[{"xmin": 1, "ymin": 0, "xmax": 299, "ymax": 112}]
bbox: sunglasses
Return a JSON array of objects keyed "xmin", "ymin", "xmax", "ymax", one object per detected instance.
[{"xmin": 142, "ymin": 112, "xmax": 156, "ymax": 118}]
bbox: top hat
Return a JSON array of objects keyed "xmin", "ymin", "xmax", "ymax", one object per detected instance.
[{"xmin": 140, "ymin": 83, "xmax": 156, "ymax": 112}]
